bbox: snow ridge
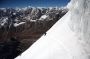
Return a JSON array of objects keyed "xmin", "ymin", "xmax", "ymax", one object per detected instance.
[{"xmin": 16, "ymin": 0, "xmax": 90, "ymax": 59}]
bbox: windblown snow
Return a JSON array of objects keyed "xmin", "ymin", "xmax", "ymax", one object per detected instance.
[{"xmin": 15, "ymin": 0, "xmax": 90, "ymax": 59}]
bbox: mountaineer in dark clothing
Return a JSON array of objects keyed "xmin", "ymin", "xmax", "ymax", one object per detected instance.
[{"xmin": 44, "ymin": 32, "xmax": 47, "ymax": 35}]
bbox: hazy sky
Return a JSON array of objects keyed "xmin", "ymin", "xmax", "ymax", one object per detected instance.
[{"xmin": 0, "ymin": 0, "xmax": 70, "ymax": 8}]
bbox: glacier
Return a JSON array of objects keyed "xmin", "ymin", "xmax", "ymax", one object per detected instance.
[{"xmin": 15, "ymin": 0, "xmax": 90, "ymax": 59}]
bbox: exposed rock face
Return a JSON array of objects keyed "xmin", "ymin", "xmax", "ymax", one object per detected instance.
[{"xmin": 0, "ymin": 7, "xmax": 68, "ymax": 58}]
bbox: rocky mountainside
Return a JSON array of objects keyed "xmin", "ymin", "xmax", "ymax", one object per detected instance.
[{"xmin": 0, "ymin": 7, "xmax": 68, "ymax": 58}]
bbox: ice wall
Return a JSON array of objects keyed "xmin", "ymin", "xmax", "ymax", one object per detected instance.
[{"xmin": 68, "ymin": 0, "xmax": 90, "ymax": 51}]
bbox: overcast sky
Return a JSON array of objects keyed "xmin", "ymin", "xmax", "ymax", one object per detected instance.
[{"xmin": 0, "ymin": 0, "xmax": 70, "ymax": 8}]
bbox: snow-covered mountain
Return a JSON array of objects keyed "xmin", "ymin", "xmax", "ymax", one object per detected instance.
[
  {"xmin": 16, "ymin": 0, "xmax": 90, "ymax": 59},
  {"xmin": 0, "ymin": 7, "xmax": 68, "ymax": 27},
  {"xmin": 0, "ymin": 7, "xmax": 68, "ymax": 40}
]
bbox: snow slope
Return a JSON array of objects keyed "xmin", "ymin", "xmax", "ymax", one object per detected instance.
[{"xmin": 15, "ymin": 0, "xmax": 90, "ymax": 59}]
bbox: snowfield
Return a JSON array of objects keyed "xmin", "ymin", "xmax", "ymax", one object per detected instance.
[{"xmin": 16, "ymin": 0, "xmax": 90, "ymax": 59}]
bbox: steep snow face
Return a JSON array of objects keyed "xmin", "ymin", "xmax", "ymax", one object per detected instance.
[
  {"xmin": 68, "ymin": 0, "xmax": 90, "ymax": 45},
  {"xmin": 16, "ymin": 0, "xmax": 90, "ymax": 59}
]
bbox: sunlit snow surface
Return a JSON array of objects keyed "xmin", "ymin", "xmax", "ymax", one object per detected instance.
[{"xmin": 16, "ymin": 0, "xmax": 90, "ymax": 59}]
